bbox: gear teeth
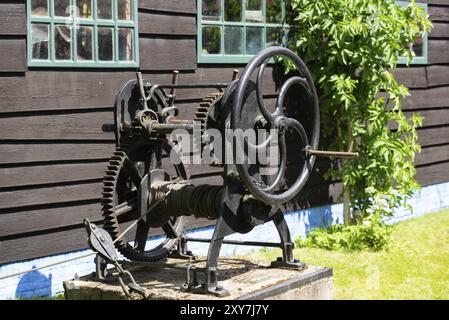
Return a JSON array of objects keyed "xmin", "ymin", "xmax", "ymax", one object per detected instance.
[
  {"xmin": 195, "ymin": 112, "xmax": 207, "ymax": 118},
  {"xmin": 101, "ymin": 145, "xmax": 185, "ymax": 263},
  {"xmin": 194, "ymin": 92, "xmax": 223, "ymax": 149}
]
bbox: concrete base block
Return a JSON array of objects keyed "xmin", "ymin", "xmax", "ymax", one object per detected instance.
[{"xmin": 63, "ymin": 258, "xmax": 333, "ymax": 300}]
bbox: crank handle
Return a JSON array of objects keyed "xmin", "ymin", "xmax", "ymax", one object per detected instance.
[{"xmin": 307, "ymin": 149, "xmax": 359, "ymax": 159}]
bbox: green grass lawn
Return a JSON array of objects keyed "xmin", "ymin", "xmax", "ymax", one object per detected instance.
[{"xmin": 252, "ymin": 209, "xmax": 449, "ymax": 299}]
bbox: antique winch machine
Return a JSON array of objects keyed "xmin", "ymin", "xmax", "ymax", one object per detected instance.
[{"xmin": 84, "ymin": 47, "xmax": 357, "ymax": 297}]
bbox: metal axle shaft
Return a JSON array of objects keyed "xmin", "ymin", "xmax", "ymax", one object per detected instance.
[{"xmin": 307, "ymin": 149, "xmax": 359, "ymax": 159}]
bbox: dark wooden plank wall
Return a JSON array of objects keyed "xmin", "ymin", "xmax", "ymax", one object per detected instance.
[
  {"xmin": 0, "ymin": 0, "xmax": 448, "ymax": 264},
  {"xmin": 398, "ymin": 0, "xmax": 449, "ymax": 186}
]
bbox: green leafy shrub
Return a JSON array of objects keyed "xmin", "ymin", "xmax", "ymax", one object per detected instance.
[
  {"xmin": 295, "ymin": 214, "xmax": 392, "ymax": 251},
  {"xmin": 287, "ymin": 0, "xmax": 432, "ymax": 226}
]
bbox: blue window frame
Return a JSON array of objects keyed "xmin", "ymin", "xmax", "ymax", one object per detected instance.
[
  {"xmin": 27, "ymin": 0, "xmax": 139, "ymax": 68},
  {"xmin": 198, "ymin": 0, "xmax": 288, "ymax": 64}
]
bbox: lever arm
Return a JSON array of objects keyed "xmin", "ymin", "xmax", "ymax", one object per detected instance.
[{"xmin": 307, "ymin": 149, "xmax": 359, "ymax": 159}]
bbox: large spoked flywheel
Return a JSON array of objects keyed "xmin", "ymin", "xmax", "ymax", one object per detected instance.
[
  {"xmin": 231, "ymin": 46, "xmax": 320, "ymax": 206},
  {"xmin": 102, "ymin": 140, "xmax": 187, "ymax": 262}
]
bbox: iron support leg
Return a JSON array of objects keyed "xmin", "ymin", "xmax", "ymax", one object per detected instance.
[
  {"xmin": 201, "ymin": 207, "xmax": 236, "ymax": 297},
  {"xmin": 270, "ymin": 212, "xmax": 306, "ymax": 270},
  {"xmin": 169, "ymin": 235, "xmax": 196, "ymax": 260},
  {"xmin": 94, "ymin": 254, "xmax": 108, "ymax": 280}
]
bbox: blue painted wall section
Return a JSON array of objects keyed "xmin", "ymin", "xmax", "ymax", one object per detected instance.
[{"xmin": 1, "ymin": 181, "xmax": 448, "ymax": 299}]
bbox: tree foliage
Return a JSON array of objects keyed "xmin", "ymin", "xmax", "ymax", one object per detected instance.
[{"xmin": 287, "ymin": 0, "xmax": 432, "ymax": 222}]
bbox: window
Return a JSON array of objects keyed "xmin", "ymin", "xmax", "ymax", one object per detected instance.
[
  {"xmin": 198, "ymin": 0, "xmax": 288, "ymax": 63},
  {"xmin": 396, "ymin": 1, "xmax": 428, "ymax": 65},
  {"xmin": 27, "ymin": 0, "xmax": 139, "ymax": 67}
]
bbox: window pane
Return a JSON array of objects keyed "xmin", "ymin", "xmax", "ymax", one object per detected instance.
[
  {"xmin": 55, "ymin": 25, "xmax": 72, "ymax": 60},
  {"xmin": 118, "ymin": 0, "xmax": 133, "ymax": 20},
  {"xmin": 266, "ymin": 0, "xmax": 282, "ymax": 23},
  {"xmin": 246, "ymin": 27, "xmax": 263, "ymax": 54},
  {"xmin": 202, "ymin": 26, "xmax": 221, "ymax": 55},
  {"xmin": 266, "ymin": 27, "xmax": 281, "ymax": 47},
  {"xmin": 202, "ymin": 0, "xmax": 221, "ymax": 21},
  {"xmin": 76, "ymin": 0, "xmax": 92, "ymax": 18},
  {"xmin": 54, "ymin": 0, "xmax": 71, "ymax": 17},
  {"xmin": 224, "ymin": 26, "xmax": 243, "ymax": 54},
  {"xmin": 31, "ymin": 24, "xmax": 49, "ymax": 60},
  {"xmin": 245, "ymin": 0, "xmax": 263, "ymax": 22},
  {"xmin": 77, "ymin": 26, "xmax": 93, "ymax": 61},
  {"xmin": 98, "ymin": 27, "xmax": 113, "ymax": 61},
  {"xmin": 412, "ymin": 37, "xmax": 424, "ymax": 57},
  {"xmin": 31, "ymin": 0, "xmax": 48, "ymax": 16},
  {"xmin": 118, "ymin": 28, "xmax": 133, "ymax": 61},
  {"xmin": 97, "ymin": 0, "xmax": 112, "ymax": 19},
  {"xmin": 224, "ymin": 0, "xmax": 242, "ymax": 22}
]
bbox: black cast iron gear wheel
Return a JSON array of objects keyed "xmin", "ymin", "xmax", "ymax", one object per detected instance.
[
  {"xmin": 102, "ymin": 142, "xmax": 187, "ymax": 262},
  {"xmin": 194, "ymin": 92, "xmax": 223, "ymax": 145}
]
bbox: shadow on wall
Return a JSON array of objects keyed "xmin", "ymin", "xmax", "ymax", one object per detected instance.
[{"xmin": 15, "ymin": 266, "xmax": 52, "ymax": 299}]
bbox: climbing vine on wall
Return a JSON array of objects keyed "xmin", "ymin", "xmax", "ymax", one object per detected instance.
[{"xmin": 287, "ymin": 0, "xmax": 432, "ymax": 224}]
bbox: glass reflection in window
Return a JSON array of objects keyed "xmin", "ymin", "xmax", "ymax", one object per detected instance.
[
  {"xmin": 266, "ymin": 28, "xmax": 282, "ymax": 47},
  {"xmin": 245, "ymin": 0, "xmax": 263, "ymax": 22},
  {"xmin": 55, "ymin": 25, "xmax": 72, "ymax": 60},
  {"xmin": 119, "ymin": 28, "xmax": 133, "ymax": 61},
  {"xmin": 246, "ymin": 27, "xmax": 263, "ymax": 54},
  {"xmin": 54, "ymin": 0, "xmax": 71, "ymax": 17},
  {"xmin": 118, "ymin": 0, "xmax": 133, "ymax": 20},
  {"xmin": 31, "ymin": 24, "xmax": 49, "ymax": 60},
  {"xmin": 224, "ymin": 0, "xmax": 242, "ymax": 22},
  {"xmin": 77, "ymin": 0, "xmax": 92, "ymax": 18},
  {"xmin": 31, "ymin": 0, "xmax": 48, "ymax": 16},
  {"xmin": 266, "ymin": 0, "xmax": 282, "ymax": 23},
  {"xmin": 224, "ymin": 26, "xmax": 243, "ymax": 54},
  {"xmin": 97, "ymin": 0, "xmax": 112, "ymax": 19},
  {"xmin": 202, "ymin": 0, "xmax": 221, "ymax": 21},
  {"xmin": 77, "ymin": 26, "xmax": 93, "ymax": 60},
  {"xmin": 202, "ymin": 26, "xmax": 221, "ymax": 55},
  {"xmin": 98, "ymin": 27, "xmax": 113, "ymax": 61}
]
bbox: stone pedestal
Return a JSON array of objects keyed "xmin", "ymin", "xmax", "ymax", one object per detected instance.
[{"xmin": 63, "ymin": 258, "xmax": 333, "ymax": 300}]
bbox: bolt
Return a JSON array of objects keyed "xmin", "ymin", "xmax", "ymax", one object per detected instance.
[{"xmin": 255, "ymin": 115, "xmax": 268, "ymax": 128}]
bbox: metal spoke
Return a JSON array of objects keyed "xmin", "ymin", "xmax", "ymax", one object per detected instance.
[
  {"xmin": 244, "ymin": 131, "xmax": 273, "ymax": 152},
  {"xmin": 261, "ymin": 133, "xmax": 287, "ymax": 192},
  {"xmin": 274, "ymin": 76, "xmax": 310, "ymax": 118},
  {"xmin": 134, "ymin": 220, "xmax": 150, "ymax": 252},
  {"xmin": 123, "ymin": 157, "xmax": 142, "ymax": 187},
  {"xmin": 115, "ymin": 197, "xmax": 137, "ymax": 217},
  {"xmin": 286, "ymin": 117, "xmax": 309, "ymax": 147},
  {"xmin": 162, "ymin": 219, "xmax": 178, "ymax": 239},
  {"xmin": 256, "ymin": 58, "xmax": 274, "ymax": 123}
]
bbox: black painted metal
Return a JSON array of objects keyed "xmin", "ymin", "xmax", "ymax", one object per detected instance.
[
  {"xmin": 232, "ymin": 46, "xmax": 320, "ymax": 205},
  {"xmin": 86, "ymin": 47, "xmax": 352, "ymax": 297},
  {"xmin": 185, "ymin": 237, "xmax": 283, "ymax": 248}
]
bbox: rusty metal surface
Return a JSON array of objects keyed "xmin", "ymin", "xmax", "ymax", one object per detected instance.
[{"xmin": 85, "ymin": 46, "xmax": 348, "ymax": 297}]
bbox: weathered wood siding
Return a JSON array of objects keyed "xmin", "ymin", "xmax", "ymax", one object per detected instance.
[{"xmin": 0, "ymin": 0, "xmax": 448, "ymax": 264}]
